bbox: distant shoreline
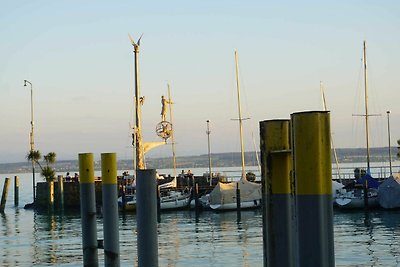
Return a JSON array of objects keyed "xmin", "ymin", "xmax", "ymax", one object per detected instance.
[{"xmin": 0, "ymin": 147, "xmax": 397, "ymax": 174}]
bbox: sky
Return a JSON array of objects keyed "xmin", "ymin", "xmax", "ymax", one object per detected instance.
[{"xmin": 1, "ymin": 1, "xmax": 399, "ymax": 163}]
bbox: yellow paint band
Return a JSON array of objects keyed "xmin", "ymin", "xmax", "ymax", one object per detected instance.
[
  {"xmin": 291, "ymin": 111, "xmax": 332, "ymax": 195},
  {"xmin": 101, "ymin": 153, "xmax": 117, "ymax": 185},
  {"xmin": 78, "ymin": 153, "xmax": 94, "ymax": 184},
  {"xmin": 270, "ymin": 152, "xmax": 292, "ymax": 194},
  {"xmin": 260, "ymin": 120, "xmax": 292, "ymax": 195}
]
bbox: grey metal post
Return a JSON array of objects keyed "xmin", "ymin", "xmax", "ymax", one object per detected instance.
[
  {"xmin": 101, "ymin": 153, "xmax": 120, "ymax": 267},
  {"xmin": 136, "ymin": 169, "xmax": 158, "ymax": 267},
  {"xmin": 79, "ymin": 153, "xmax": 98, "ymax": 267}
]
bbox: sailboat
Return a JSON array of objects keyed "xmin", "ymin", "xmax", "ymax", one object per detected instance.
[
  {"xmin": 118, "ymin": 35, "xmax": 190, "ymax": 211},
  {"xmin": 335, "ymin": 41, "xmax": 380, "ymax": 209},
  {"xmin": 158, "ymin": 83, "xmax": 192, "ymax": 210},
  {"xmin": 205, "ymin": 51, "xmax": 262, "ymax": 211}
]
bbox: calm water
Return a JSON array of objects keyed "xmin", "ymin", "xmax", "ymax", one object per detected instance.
[{"xmin": 1, "ymin": 168, "xmax": 400, "ymax": 266}]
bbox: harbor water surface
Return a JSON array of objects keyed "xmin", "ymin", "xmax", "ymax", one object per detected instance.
[{"xmin": 1, "ymin": 166, "xmax": 400, "ymax": 266}]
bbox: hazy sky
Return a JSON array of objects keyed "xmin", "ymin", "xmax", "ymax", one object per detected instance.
[{"xmin": 1, "ymin": 1, "xmax": 399, "ymax": 163}]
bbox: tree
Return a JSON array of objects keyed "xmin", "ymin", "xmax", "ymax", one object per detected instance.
[
  {"xmin": 26, "ymin": 150, "xmax": 57, "ymax": 182},
  {"xmin": 397, "ymin": 139, "xmax": 400, "ymax": 159}
]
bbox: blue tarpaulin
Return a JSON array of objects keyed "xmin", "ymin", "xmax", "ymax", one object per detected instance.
[{"xmin": 356, "ymin": 173, "xmax": 380, "ymax": 188}]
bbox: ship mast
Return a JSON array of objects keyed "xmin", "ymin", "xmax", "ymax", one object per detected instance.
[
  {"xmin": 235, "ymin": 50, "xmax": 246, "ymax": 180},
  {"xmin": 167, "ymin": 83, "xmax": 177, "ymax": 177},
  {"xmin": 363, "ymin": 40, "xmax": 371, "ymax": 172}
]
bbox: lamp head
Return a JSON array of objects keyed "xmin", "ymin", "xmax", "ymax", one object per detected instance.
[{"xmin": 24, "ymin": 80, "xmax": 27, "ymax": 86}]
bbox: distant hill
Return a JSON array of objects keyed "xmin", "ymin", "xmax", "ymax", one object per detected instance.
[{"xmin": 0, "ymin": 147, "xmax": 397, "ymax": 174}]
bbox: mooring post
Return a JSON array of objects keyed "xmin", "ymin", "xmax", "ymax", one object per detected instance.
[
  {"xmin": 0, "ymin": 178, "xmax": 10, "ymax": 212},
  {"xmin": 291, "ymin": 111, "xmax": 334, "ymax": 267},
  {"xmin": 79, "ymin": 153, "xmax": 98, "ymax": 267},
  {"xmin": 136, "ymin": 169, "xmax": 158, "ymax": 267},
  {"xmin": 260, "ymin": 119, "xmax": 296, "ymax": 267},
  {"xmin": 194, "ymin": 182, "xmax": 200, "ymax": 212},
  {"xmin": 14, "ymin": 176, "xmax": 19, "ymax": 207},
  {"xmin": 364, "ymin": 180, "xmax": 369, "ymax": 211},
  {"xmin": 57, "ymin": 175, "xmax": 64, "ymax": 211},
  {"xmin": 156, "ymin": 185, "xmax": 161, "ymax": 223},
  {"xmin": 236, "ymin": 182, "xmax": 241, "ymax": 211},
  {"xmin": 101, "ymin": 153, "xmax": 120, "ymax": 267},
  {"xmin": 48, "ymin": 180, "xmax": 55, "ymax": 213}
]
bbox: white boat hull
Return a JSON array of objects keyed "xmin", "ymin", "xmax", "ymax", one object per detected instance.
[
  {"xmin": 335, "ymin": 189, "xmax": 379, "ymax": 209},
  {"xmin": 209, "ymin": 199, "xmax": 261, "ymax": 211}
]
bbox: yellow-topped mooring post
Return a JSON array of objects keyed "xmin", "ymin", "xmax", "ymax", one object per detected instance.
[
  {"xmin": 101, "ymin": 153, "xmax": 120, "ymax": 267},
  {"xmin": 14, "ymin": 176, "xmax": 19, "ymax": 206},
  {"xmin": 260, "ymin": 119, "xmax": 296, "ymax": 267},
  {"xmin": 79, "ymin": 153, "xmax": 98, "ymax": 267},
  {"xmin": 291, "ymin": 111, "xmax": 334, "ymax": 267}
]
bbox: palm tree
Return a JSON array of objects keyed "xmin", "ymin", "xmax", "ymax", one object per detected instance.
[{"xmin": 26, "ymin": 150, "xmax": 57, "ymax": 182}]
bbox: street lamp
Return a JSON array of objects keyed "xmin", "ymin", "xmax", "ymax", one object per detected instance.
[
  {"xmin": 24, "ymin": 79, "xmax": 36, "ymax": 203},
  {"xmin": 387, "ymin": 110, "xmax": 392, "ymax": 176},
  {"xmin": 206, "ymin": 120, "xmax": 212, "ymax": 186}
]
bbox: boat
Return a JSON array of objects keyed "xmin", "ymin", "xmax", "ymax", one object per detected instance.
[
  {"xmin": 204, "ymin": 51, "xmax": 262, "ymax": 211},
  {"xmin": 335, "ymin": 41, "xmax": 381, "ymax": 209},
  {"xmin": 378, "ymin": 173, "xmax": 400, "ymax": 209}
]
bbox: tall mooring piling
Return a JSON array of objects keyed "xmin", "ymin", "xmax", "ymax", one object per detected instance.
[
  {"xmin": 260, "ymin": 119, "xmax": 296, "ymax": 267},
  {"xmin": 0, "ymin": 177, "xmax": 10, "ymax": 212},
  {"xmin": 260, "ymin": 111, "xmax": 334, "ymax": 267},
  {"xmin": 291, "ymin": 111, "xmax": 334, "ymax": 267},
  {"xmin": 101, "ymin": 153, "xmax": 120, "ymax": 267},
  {"xmin": 136, "ymin": 169, "xmax": 159, "ymax": 267},
  {"xmin": 79, "ymin": 153, "xmax": 98, "ymax": 267}
]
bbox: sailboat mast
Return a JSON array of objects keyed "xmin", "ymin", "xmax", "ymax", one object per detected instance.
[
  {"xmin": 235, "ymin": 50, "xmax": 246, "ymax": 180},
  {"xmin": 320, "ymin": 81, "xmax": 342, "ymax": 182},
  {"xmin": 167, "ymin": 83, "xmax": 177, "ymax": 177},
  {"xmin": 363, "ymin": 40, "xmax": 371, "ymax": 172}
]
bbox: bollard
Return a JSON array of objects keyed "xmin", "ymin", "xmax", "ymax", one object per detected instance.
[
  {"xmin": 136, "ymin": 169, "xmax": 158, "ymax": 267},
  {"xmin": 291, "ymin": 111, "xmax": 334, "ymax": 267},
  {"xmin": 260, "ymin": 119, "xmax": 296, "ymax": 267},
  {"xmin": 364, "ymin": 180, "xmax": 368, "ymax": 211},
  {"xmin": 0, "ymin": 178, "xmax": 10, "ymax": 212},
  {"xmin": 57, "ymin": 175, "xmax": 64, "ymax": 211},
  {"xmin": 79, "ymin": 153, "xmax": 98, "ymax": 267},
  {"xmin": 236, "ymin": 182, "xmax": 241, "ymax": 222},
  {"xmin": 194, "ymin": 183, "xmax": 200, "ymax": 212},
  {"xmin": 157, "ymin": 185, "xmax": 161, "ymax": 223},
  {"xmin": 101, "ymin": 153, "xmax": 120, "ymax": 267},
  {"xmin": 14, "ymin": 176, "xmax": 19, "ymax": 206},
  {"xmin": 48, "ymin": 180, "xmax": 55, "ymax": 213}
]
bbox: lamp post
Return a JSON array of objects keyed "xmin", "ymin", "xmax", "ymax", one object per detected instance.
[
  {"xmin": 387, "ymin": 110, "xmax": 392, "ymax": 176},
  {"xmin": 24, "ymin": 80, "xmax": 36, "ymax": 203},
  {"xmin": 206, "ymin": 120, "xmax": 212, "ymax": 186}
]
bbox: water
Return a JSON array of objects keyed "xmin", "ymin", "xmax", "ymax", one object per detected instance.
[{"xmin": 1, "ymin": 169, "xmax": 400, "ymax": 266}]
